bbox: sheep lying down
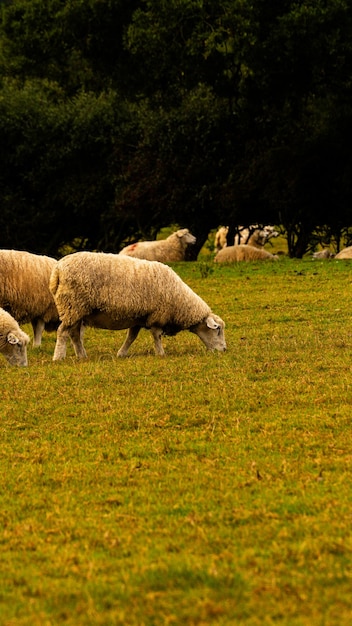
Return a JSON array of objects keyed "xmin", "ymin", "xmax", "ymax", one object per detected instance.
[
  {"xmin": 119, "ymin": 228, "xmax": 196, "ymax": 262},
  {"xmin": 214, "ymin": 244, "xmax": 278, "ymax": 262},
  {"xmin": 49, "ymin": 252, "xmax": 226, "ymax": 360},
  {"xmin": 335, "ymin": 246, "xmax": 352, "ymax": 259},
  {"xmin": 0, "ymin": 307, "xmax": 30, "ymax": 366}
]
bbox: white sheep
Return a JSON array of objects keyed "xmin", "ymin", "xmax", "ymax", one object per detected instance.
[
  {"xmin": 0, "ymin": 249, "xmax": 59, "ymax": 346},
  {"xmin": 119, "ymin": 228, "xmax": 196, "ymax": 262},
  {"xmin": 214, "ymin": 244, "xmax": 278, "ymax": 263},
  {"xmin": 234, "ymin": 225, "xmax": 279, "ymax": 248},
  {"xmin": 214, "ymin": 226, "xmax": 229, "ymax": 252},
  {"xmin": 312, "ymin": 249, "xmax": 335, "ymax": 259},
  {"xmin": 0, "ymin": 307, "xmax": 30, "ymax": 366},
  {"xmin": 49, "ymin": 252, "xmax": 226, "ymax": 360},
  {"xmin": 335, "ymin": 246, "xmax": 352, "ymax": 259},
  {"xmin": 233, "ymin": 226, "xmax": 252, "ymax": 245}
]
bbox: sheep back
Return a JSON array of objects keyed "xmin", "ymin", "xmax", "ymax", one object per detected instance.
[
  {"xmin": 335, "ymin": 246, "xmax": 352, "ymax": 259},
  {"xmin": 0, "ymin": 250, "xmax": 58, "ymax": 324},
  {"xmin": 50, "ymin": 252, "xmax": 212, "ymax": 330}
]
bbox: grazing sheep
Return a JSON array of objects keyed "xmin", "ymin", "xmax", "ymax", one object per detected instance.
[
  {"xmin": 312, "ymin": 249, "xmax": 335, "ymax": 259},
  {"xmin": 49, "ymin": 252, "xmax": 226, "ymax": 360},
  {"xmin": 335, "ymin": 246, "xmax": 352, "ymax": 259},
  {"xmin": 234, "ymin": 225, "xmax": 279, "ymax": 248},
  {"xmin": 214, "ymin": 226, "xmax": 229, "ymax": 252},
  {"xmin": 0, "ymin": 249, "xmax": 59, "ymax": 346},
  {"xmin": 119, "ymin": 228, "xmax": 196, "ymax": 262},
  {"xmin": 214, "ymin": 244, "xmax": 278, "ymax": 263},
  {"xmin": 0, "ymin": 307, "xmax": 30, "ymax": 366}
]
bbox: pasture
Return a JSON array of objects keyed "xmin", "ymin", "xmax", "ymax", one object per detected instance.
[{"xmin": 1, "ymin": 256, "xmax": 352, "ymax": 625}]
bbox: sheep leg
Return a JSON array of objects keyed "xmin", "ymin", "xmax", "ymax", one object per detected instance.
[
  {"xmin": 53, "ymin": 323, "xmax": 70, "ymax": 361},
  {"xmin": 150, "ymin": 326, "xmax": 165, "ymax": 356},
  {"xmin": 68, "ymin": 321, "xmax": 87, "ymax": 359},
  {"xmin": 117, "ymin": 326, "xmax": 141, "ymax": 357},
  {"xmin": 31, "ymin": 318, "xmax": 45, "ymax": 347}
]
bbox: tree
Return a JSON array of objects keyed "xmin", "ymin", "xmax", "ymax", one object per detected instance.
[
  {"xmin": 0, "ymin": 79, "xmax": 135, "ymax": 255},
  {"xmin": 104, "ymin": 85, "xmax": 237, "ymax": 257},
  {"xmin": 0, "ymin": 0, "xmax": 140, "ymax": 96},
  {"xmin": 125, "ymin": 0, "xmax": 352, "ymax": 255},
  {"xmin": 1, "ymin": 1, "xmax": 352, "ymax": 256}
]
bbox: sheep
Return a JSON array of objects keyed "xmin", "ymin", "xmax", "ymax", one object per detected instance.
[
  {"xmin": 0, "ymin": 307, "xmax": 30, "ymax": 366},
  {"xmin": 214, "ymin": 226, "xmax": 229, "ymax": 252},
  {"xmin": 214, "ymin": 244, "xmax": 279, "ymax": 263},
  {"xmin": 119, "ymin": 228, "xmax": 196, "ymax": 262},
  {"xmin": 233, "ymin": 226, "xmax": 253, "ymax": 245},
  {"xmin": 49, "ymin": 252, "xmax": 226, "ymax": 360},
  {"xmin": 312, "ymin": 249, "xmax": 335, "ymax": 259},
  {"xmin": 234, "ymin": 225, "xmax": 279, "ymax": 248},
  {"xmin": 335, "ymin": 246, "xmax": 352, "ymax": 259},
  {"xmin": 0, "ymin": 249, "xmax": 59, "ymax": 346}
]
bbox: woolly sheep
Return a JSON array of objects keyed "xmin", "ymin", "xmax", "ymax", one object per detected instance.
[
  {"xmin": 214, "ymin": 244, "xmax": 278, "ymax": 263},
  {"xmin": 234, "ymin": 225, "xmax": 279, "ymax": 248},
  {"xmin": 49, "ymin": 252, "xmax": 226, "ymax": 360},
  {"xmin": 335, "ymin": 246, "xmax": 352, "ymax": 259},
  {"xmin": 312, "ymin": 249, "xmax": 335, "ymax": 259},
  {"xmin": 119, "ymin": 228, "xmax": 196, "ymax": 262},
  {"xmin": 214, "ymin": 226, "xmax": 229, "ymax": 252},
  {"xmin": 0, "ymin": 249, "xmax": 59, "ymax": 346},
  {"xmin": 0, "ymin": 307, "xmax": 30, "ymax": 366}
]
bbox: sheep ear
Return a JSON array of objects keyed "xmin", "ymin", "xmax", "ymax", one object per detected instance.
[
  {"xmin": 7, "ymin": 332, "xmax": 19, "ymax": 345},
  {"xmin": 206, "ymin": 316, "xmax": 220, "ymax": 330}
]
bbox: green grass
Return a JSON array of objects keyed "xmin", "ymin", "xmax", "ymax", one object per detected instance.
[{"xmin": 1, "ymin": 257, "xmax": 352, "ymax": 625}]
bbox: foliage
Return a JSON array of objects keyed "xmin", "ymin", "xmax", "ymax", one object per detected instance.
[
  {"xmin": 126, "ymin": 0, "xmax": 256, "ymax": 108},
  {"xmin": 1, "ymin": 258, "xmax": 352, "ymax": 623},
  {"xmin": 1, "ymin": 1, "xmax": 352, "ymax": 255},
  {"xmin": 109, "ymin": 86, "xmax": 235, "ymax": 256},
  {"xmin": 0, "ymin": 0, "xmax": 140, "ymax": 95},
  {"xmin": 0, "ymin": 79, "xmax": 135, "ymax": 255}
]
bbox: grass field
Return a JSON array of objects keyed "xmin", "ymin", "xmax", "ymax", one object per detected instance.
[{"xmin": 1, "ymin": 256, "xmax": 352, "ymax": 625}]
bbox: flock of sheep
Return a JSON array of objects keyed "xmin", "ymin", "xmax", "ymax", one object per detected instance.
[
  {"xmin": 2, "ymin": 224, "xmax": 351, "ymax": 367},
  {"xmin": 313, "ymin": 246, "xmax": 352, "ymax": 260},
  {"xmin": 0, "ymin": 231, "xmax": 226, "ymax": 367},
  {"xmin": 214, "ymin": 224, "xmax": 352, "ymax": 262},
  {"xmin": 213, "ymin": 224, "xmax": 280, "ymax": 262}
]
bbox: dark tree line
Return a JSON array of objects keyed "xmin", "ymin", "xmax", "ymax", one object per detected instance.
[{"xmin": 1, "ymin": 0, "xmax": 352, "ymax": 257}]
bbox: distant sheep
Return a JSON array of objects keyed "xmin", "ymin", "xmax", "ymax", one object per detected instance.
[
  {"xmin": 234, "ymin": 225, "xmax": 279, "ymax": 248},
  {"xmin": 49, "ymin": 252, "xmax": 226, "ymax": 360},
  {"xmin": 119, "ymin": 228, "xmax": 196, "ymax": 262},
  {"xmin": 312, "ymin": 249, "xmax": 335, "ymax": 259},
  {"xmin": 335, "ymin": 246, "xmax": 352, "ymax": 259},
  {"xmin": 0, "ymin": 249, "xmax": 59, "ymax": 346},
  {"xmin": 214, "ymin": 226, "xmax": 229, "ymax": 252},
  {"xmin": 214, "ymin": 244, "xmax": 278, "ymax": 263},
  {"xmin": 0, "ymin": 307, "xmax": 30, "ymax": 366}
]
